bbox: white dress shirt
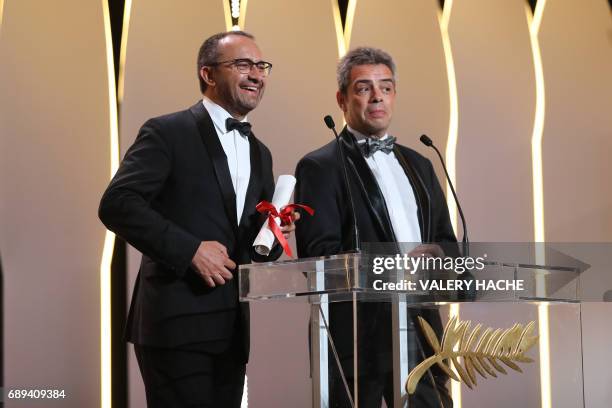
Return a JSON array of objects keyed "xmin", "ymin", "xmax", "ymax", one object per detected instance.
[
  {"xmin": 348, "ymin": 126, "xmax": 422, "ymax": 243},
  {"xmin": 202, "ymin": 97, "xmax": 251, "ymax": 224}
]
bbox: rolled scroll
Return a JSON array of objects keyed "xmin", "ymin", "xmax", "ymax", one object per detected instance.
[{"xmin": 253, "ymin": 175, "xmax": 296, "ymax": 256}]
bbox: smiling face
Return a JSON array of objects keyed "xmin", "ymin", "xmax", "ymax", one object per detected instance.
[
  {"xmin": 200, "ymin": 35, "xmax": 266, "ymax": 119},
  {"xmin": 337, "ymin": 64, "xmax": 396, "ymax": 138}
]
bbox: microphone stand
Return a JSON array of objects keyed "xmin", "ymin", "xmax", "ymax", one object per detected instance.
[{"xmin": 420, "ymin": 135, "xmax": 469, "ymax": 257}]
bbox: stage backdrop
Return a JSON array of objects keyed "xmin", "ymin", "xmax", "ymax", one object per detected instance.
[
  {"xmin": 1, "ymin": 0, "xmax": 611, "ymax": 407},
  {"xmin": 0, "ymin": 1, "xmax": 110, "ymax": 406}
]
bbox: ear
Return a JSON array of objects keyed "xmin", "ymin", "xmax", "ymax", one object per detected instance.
[
  {"xmin": 336, "ymin": 90, "xmax": 347, "ymax": 112},
  {"xmin": 200, "ymin": 66, "xmax": 215, "ymax": 87}
]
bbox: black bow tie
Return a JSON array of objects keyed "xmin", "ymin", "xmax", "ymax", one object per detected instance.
[
  {"xmin": 225, "ymin": 118, "xmax": 252, "ymax": 137},
  {"xmin": 359, "ymin": 136, "xmax": 397, "ymax": 157}
]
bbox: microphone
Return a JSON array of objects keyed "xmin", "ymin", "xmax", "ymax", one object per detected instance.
[
  {"xmin": 419, "ymin": 134, "xmax": 469, "ymax": 255},
  {"xmin": 323, "ymin": 115, "xmax": 335, "ymax": 130},
  {"xmin": 324, "ymin": 115, "xmax": 360, "ymax": 252}
]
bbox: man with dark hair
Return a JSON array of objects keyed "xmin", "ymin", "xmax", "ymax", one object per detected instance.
[
  {"xmin": 295, "ymin": 47, "xmax": 455, "ymax": 407},
  {"xmin": 99, "ymin": 31, "xmax": 296, "ymax": 407},
  {"xmin": 196, "ymin": 31, "xmax": 255, "ymax": 93}
]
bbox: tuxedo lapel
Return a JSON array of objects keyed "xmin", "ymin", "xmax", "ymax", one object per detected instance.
[
  {"xmin": 340, "ymin": 128, "xmax": 396, "ymax": 241},
  {"xmin": 190, "ymin": 102, "xmax": 238, "ymax": 231},
  {"xmin": 239, "ymin": 133, "xmax": 263, "ymax": 231}
]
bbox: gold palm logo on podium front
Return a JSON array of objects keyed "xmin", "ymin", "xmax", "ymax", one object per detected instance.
[{"xmin": 406, "ymin": 316, "xmax": 539, "ymax": 394}]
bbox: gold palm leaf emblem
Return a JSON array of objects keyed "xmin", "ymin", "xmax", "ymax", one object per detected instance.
[{"xmin": 406, "ymin": 316, "xmax": 539, "ymax": 394}]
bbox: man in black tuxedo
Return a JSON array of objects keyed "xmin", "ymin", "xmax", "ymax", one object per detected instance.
[
  {"xmin": 99, "ymin": 31, "xmax": 296, "ymax": 407},
  {"xmin": 295, "ymin": 47, "xmax": 455, "ymax": 407}
]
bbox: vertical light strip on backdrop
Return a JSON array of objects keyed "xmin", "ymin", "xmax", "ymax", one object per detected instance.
[
  {"xmin": 100, "ymin": 0, "xmax": 125, "ymax": 405},
  {"xmin": 117, "ymin": 0, "xmax": 133, "ymax": 105},
  {"xmin": 528, "ymin": 1, "xmax": 546, "ymax": 245},
  {"xmin": 439, "ymin": 0, "xmax": 459, "ymax": 235},
  {"xmin": 438, "ymin": 0, "xmax": 461, "ymax": 406},
  {"xmin": 0, "ymin": 0, "xmax": 4, "ymax": 31},
  {"xmin": 343, "ymin": 0, "xmax": 357, "ymax": 51},
  {"xmin": 526, "ymin": 1, "xmax": 551, "ymax": 407},
  {"xmin": 100, "ymin": 0, "xmax": 120, "ymax": 406},
  {"xmin": 238, "ymin": 0, "xmax": 248, "ymax": 29},
  {"xmin": 226, "ymin": 0, "xmax": 235, "ymax": 30},
  {"xmin": 331, "ymin": 0, "xmax": 347, "ymax": 56}
]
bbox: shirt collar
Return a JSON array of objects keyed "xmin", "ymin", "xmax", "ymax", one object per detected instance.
[
  {"xmin": 346, "ymin": 125, "xmax": 389, "ymax": 143},
  {"xmin": 202, "ymin": 96, "xmax": 248, "ymax": 135}
]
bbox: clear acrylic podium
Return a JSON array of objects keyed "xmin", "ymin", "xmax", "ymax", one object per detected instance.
[{"xmin": 239, "ymin": 244, "xmax": 588, "ymax": 408}]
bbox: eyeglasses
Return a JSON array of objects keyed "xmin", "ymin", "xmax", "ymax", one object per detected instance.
[{"xmin": 209, "ymin": 58, "xmax": 273, "ymax": 76}]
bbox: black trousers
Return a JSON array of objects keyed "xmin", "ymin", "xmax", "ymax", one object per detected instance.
[
  {"xmin": 329, "ymin": 368, "xmax": 452, "ymax": 408},
  {"xmin": 134, "ymin": 340, "xmax": 246, "ymax": 408},
  {"xmin": 327, "ymin": 303, "xmax": 452, "ymax": 408}
]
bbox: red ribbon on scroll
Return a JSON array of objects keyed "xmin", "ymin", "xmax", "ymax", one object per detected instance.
[{"xmin": 256, "ymin": 201, "xmax": 315, "ymax": 258}]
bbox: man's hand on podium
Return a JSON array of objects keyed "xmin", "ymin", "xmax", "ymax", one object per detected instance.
[{"xmin": 408, "ymin": 243, "xmax": 444, "ymax": 259}]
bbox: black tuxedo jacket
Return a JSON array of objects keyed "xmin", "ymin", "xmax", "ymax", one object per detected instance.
[
  {"xmin": 295, "ymin": 127, "xmax": 456, "ymax": 383},
  {"xmin": 99, "ymin": 102, "xmax": 280, "ymax": 361},
  {"xmin": 295, "ymin": 127, "xmax": 455, "ymax": 253}
]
